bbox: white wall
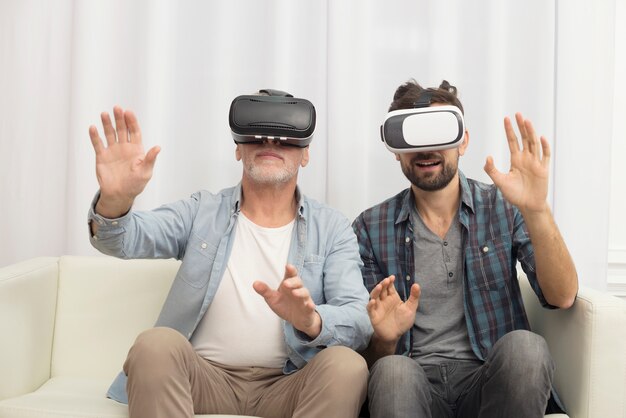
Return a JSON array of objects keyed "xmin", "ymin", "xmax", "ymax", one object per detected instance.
[
  {"xmin": 553, "ymin": 0, "xmax": 616, "ymax": 291},
  {"xmin": 608, "ymin": 0, "xmax": 626, "ymax": 298}
]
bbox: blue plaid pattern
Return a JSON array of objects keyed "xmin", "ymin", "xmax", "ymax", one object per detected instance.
[{"xmin": 352, "ymin": 171, "xmax": 556, "ymax": 359}]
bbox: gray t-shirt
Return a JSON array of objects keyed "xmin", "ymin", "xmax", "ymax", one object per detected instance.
[{"xmin": 410, "ymin": 207, "xmax": 477, "ymax": 365}]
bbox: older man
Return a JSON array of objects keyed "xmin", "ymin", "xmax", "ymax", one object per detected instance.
[{"xmin": 88, "ymin": 90, "xmax": 371, "ymax": 418}]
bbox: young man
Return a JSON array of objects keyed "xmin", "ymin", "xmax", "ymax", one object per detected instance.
[
  {"xmin": 353, "ymin": 80, "xmax": 578, "ymax": 418},
  {"xmin": 88, "ymin": 90, "xmax": 372, "ymax": 418}
]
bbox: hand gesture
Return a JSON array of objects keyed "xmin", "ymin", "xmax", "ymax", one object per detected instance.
[
  {"xmin": 367, "ymin": 275, "xmax": 420, "ymax": 345},
  {"xmin": 484, "ymin": 113, "xmax": 550, "ymax": 213},
  {"xmin": 253, "ymin": 264, "xmax": 321, "ymax": 339},
  {"xmin": 89, "ymin": 106, "xmax": 160, "ymax": 217}
]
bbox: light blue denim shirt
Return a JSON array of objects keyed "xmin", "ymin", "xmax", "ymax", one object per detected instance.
[{"xmin": 88, "ymin": 184, "xmax": 372, "ymax": 404}]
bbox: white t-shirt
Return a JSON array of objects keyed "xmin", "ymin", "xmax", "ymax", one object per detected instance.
[{"xmin": 190, "ymin": 212, "xmax": 294, "ymax": 368}]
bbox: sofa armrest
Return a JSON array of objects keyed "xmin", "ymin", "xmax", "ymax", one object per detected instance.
[
  {"xmin": 521, "ymin": 274, "xmax": 626, "ymax": 418},
  {"xmin": 0, "ymin": 257, "xmax": 59, "ymax": 400}
]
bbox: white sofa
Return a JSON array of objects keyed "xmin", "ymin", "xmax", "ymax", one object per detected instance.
[{"xmin": 0, "ymin": 256, "xmax": 625, "ymax": 418}]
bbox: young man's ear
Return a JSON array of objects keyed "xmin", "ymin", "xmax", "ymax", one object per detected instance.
[
  {"xmin": 458, "ymin": 130, "xmax": 470, "ymax": 156},
  {"xmin": 235, "ymin": 144, "xmax": 242, "ymax": 161}
]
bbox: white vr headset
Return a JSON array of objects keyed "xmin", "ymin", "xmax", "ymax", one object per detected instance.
[{"xmin": 380, "ymin": 93, "xmax": 465, "ymax": 153}]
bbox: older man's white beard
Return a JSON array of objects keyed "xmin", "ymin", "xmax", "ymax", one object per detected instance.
[{"xmin": 246, "ymin": 164, "xmax": 298, "ymax": 185}]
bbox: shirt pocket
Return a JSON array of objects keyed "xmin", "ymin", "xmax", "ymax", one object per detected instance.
[
  {"xmin": 301, "ymin": 254, "xmax": 325, "ymax": 304},
  {"xmin": 466, "ymin": 238, "xmax": 512, "ymax": 290},
  {"xmin": 179, "ymin": 233, "xmax": 218, "ymax": 289}
]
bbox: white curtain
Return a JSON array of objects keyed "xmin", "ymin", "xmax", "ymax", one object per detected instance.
[{"xmin": 0, "ymin": 0, "xmax": 619, "ymax": 291}]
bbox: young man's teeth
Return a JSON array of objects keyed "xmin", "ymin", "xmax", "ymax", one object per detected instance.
[{"xmin": 417, "ymin": 161, "xmax": 438, "ymax": 166}]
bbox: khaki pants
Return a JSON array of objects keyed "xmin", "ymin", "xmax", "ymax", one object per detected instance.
[{"xmin": 124, "ymin": 327, "xmax": 368, "ymax": 418}]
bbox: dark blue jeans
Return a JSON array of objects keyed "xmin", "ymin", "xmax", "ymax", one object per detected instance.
[{"xmin": 368, "ymin": 330, "xmax": 555, "ymax": 418}]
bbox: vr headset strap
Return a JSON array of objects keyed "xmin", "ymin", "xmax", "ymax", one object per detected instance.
[
  {"xmin": 413, "ymin": 90, "xmax": 433, "ymax": 108},
  {"xmin": 259, "ymin": 89, "xmax": 293, "ymax": 97}
]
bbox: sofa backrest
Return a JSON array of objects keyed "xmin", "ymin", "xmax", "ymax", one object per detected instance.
[
  {"xmin": 0, "ymin": 257, "xmax": 59, "ymax": 399},
  {"xmin": 50, "ymin": 256, "xmax": 181, "ymax": 379}
]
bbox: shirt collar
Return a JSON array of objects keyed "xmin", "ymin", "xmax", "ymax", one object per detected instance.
[
  {"xmin": 458, "ymin": 170, "xmax": 475, "ymax": 214},
  {"xmin": 395, "ymin": 169, "xmax": 475, "ymax": 226},
  {"xmin": 396, "ymin": 189, "xmax": 414, "ymax": 225},
  {"xmin": 230, "ymin": 182, "xmax": 305, "ymax": 217}
]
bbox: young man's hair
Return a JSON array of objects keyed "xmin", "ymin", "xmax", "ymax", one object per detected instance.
[{"xmin": 388, "ymin": 79, "xmax": 464, "ymax": 114}]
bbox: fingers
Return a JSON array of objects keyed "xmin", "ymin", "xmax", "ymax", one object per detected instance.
[
  {"xmin": 520, "ymin": 114, "xmax": 538, "ymax": 157},
  {"xmin": 89, "ymin": 125, "xmax": 104, "ymax": 154},
  {"xmin": 254, "ymin": 277, "xmax": 310, "ymax": 306},
  {"xmin": 366, "ymin": 298, "xmax": 379, "ymax": 320},
  {"xmin": 279, "ymin": 266, "xmax": 310, "ymax": 299},
  {"xmin": 370, "ymin": 275, "xmax": 395, "ymax": 301},
  {"xmin": 100, "ymin": 112, "xmax": 117, "ymax": 147},
  {"xmin": 503, "ymin": 116, "xmax": 520, "ymax": 156},
  {"xmin": 98, "ymin": 106, "xmax": 135, "ymax": 147},
  {"xmin": 125, "ymin": 110, "xmax": 142, "ymax": 144},
  {"xmin": 384, "ymin": 275, "xmax": 398, "ymax": 298},
  {"xmin": 539, "ymin": 136, "xmax": 551, "ymax": 167},
  {"xmin": 288, "ymin": 286, "xmax": 315, "ymax": 314},
  {"xmin": 512, "ymin": 112, "xmax": 544, "ymax": 159},
  {"xmin": 283, "ymin": 264, "xmax": 298, "ymax": 281},
  {"xmin": 369, "ymin": 282, "xmax": 383, "ymax": 301},
  {"xmin": 113, "ymin": 106, "xmax": 129, "ymax": 144},
  {"xmin": 282, "ymin": 275, "xmax": 304, "ymax": 292},
  {"xmin": 291, "ymin": 286, "xmax": 312, "ymax": 301},
  {"xmin": 515, "ymin": 112, "xmax": 528, "ymax": 139}
]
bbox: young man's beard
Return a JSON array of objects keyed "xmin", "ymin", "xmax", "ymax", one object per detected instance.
[{"xmin": 401, "ymin": 156, "xmax": 458, "ymax": 192}]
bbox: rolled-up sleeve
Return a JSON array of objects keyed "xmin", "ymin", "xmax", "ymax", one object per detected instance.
[{"xmin": 87, "ymin": 191, "xmax": 201, "ymax": 260}]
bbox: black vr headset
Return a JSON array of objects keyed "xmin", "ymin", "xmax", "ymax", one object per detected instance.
[
  {"xmin": 229, "ymin": 89, "xmax": 316, "ymax": 148},
  {"xmin": 380, "ymin": 91, "xmax": 465, "ymax": 153}
]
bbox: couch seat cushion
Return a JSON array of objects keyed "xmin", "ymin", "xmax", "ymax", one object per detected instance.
[{"xmin": 0, "ymin": 377, "xmax": 254, "ymax": 418}]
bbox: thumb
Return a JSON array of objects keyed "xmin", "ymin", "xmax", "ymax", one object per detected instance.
[
  {"xmin": 253, "ymin": 280, "xmax": 272, "ymax": 298},
  {"xmin": 484, "ymin": 156, "xmax": 504, "ymax": 185},
  {"xmin": 406, "ymin": 283, "xmax": 421, "ymax": 312},
  {"xmin": 144, "ymin": 146, "xmax": 161, "ymax": 167}
]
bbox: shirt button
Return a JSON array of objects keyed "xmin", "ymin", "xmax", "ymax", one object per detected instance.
[
  {"xmin": 482, "ymin": 246, "xmax": 489, "ymax": 253},
  {"xmin": 448, "ymin": 272, "xmax": 453, "ymax": 278},
  {"xmin": 111, "ymin": 221, "xmax": 118, "ymax": 226},
  {"xmin": 443, "ymin": 241, "xmax": 448, "ymax": 246},
  {"xmin": 405, "ymin": 237, "xmax": 411, "ymax": 243},
  {"xmin": 405, "ymin": 275, "xmax": 410, "ymax": 281},
  {"xmin": 201, "ymin": 243, "xmax": 207, "ymax": 249}
]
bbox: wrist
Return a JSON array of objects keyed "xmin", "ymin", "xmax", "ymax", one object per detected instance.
[
  {"xmin": 372, "ymin": 332, "xmax": 400, "ymax": 354},
  {"xmin": 95, "ymin": 194, "xmax": 134, "ymax": 219},
  {"xmin": 519, "ymin": 202, "xmax": 552, "ymax": 223},
  {"xmin": 300, "ymin": 312, "xmax": 322, "ymax": 339}
]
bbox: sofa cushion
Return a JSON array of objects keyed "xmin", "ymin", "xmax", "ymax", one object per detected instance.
[
  {"xmin": 0, "ymin": 377, "xmax": 128, "ymax": 418},
  {"xmin": 0, "ymin": 377, "xmax": 254, "ymax": 418},
  {"xmin": 51, "ymin": 256, "xmax": 180, "ymax": 379}
]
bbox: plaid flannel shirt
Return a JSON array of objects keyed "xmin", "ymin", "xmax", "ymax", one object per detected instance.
[{"xmin": 352, "ymin": 171, "xmax": 556, "ymax": 360}]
